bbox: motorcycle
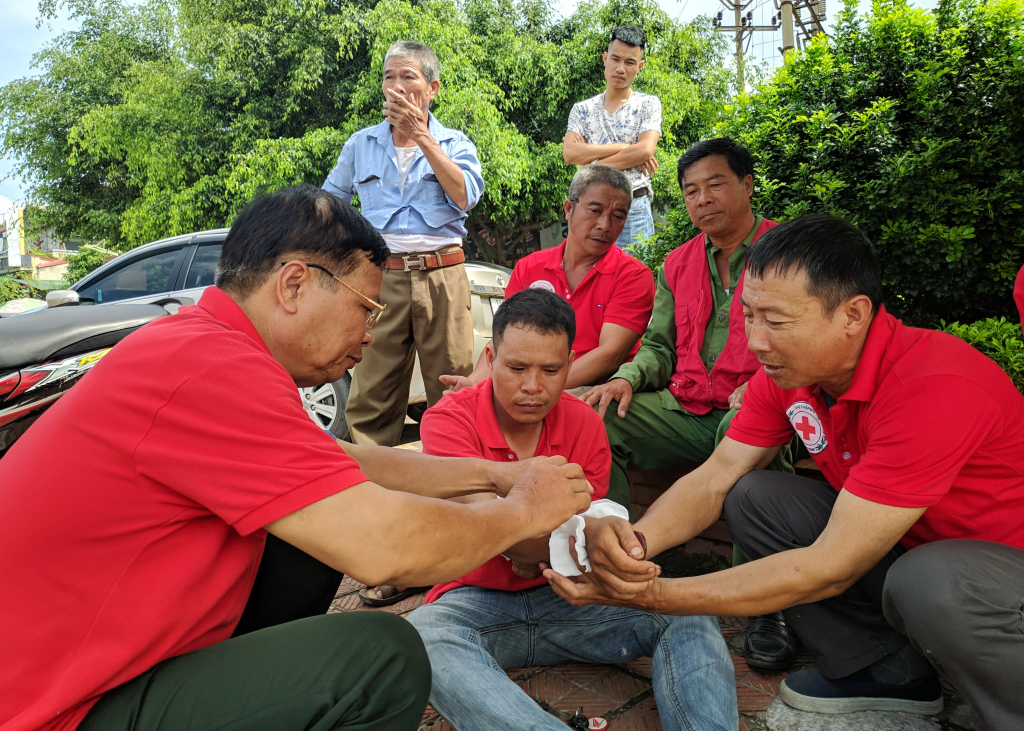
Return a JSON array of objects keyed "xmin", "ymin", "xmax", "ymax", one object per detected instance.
[{"xmin": 0, "ymin": 299, "xmax": 178, "ymax": 457}]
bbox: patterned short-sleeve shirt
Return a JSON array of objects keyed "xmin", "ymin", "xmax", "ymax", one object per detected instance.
[{"xmin": 567, "ymin": 91, "xmax": 663, "ymax": 193}]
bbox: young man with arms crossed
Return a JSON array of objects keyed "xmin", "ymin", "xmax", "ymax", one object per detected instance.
[
  {"xmin": 406, "ymin": 289, "xmax": 736, "ymax": 731},
  {"xmin": 442, "ymin": 166, "xmax": 654, "ymax": 397},
  {"xmin": 563, "ymin": 25, "xmax": 661, "ymax": 251},
  {"xmin": 0, "ymin": 186, "xmax": 592, "ymax": 731},
  {"xmin": 550, "ymin": 215, "xmax": 1024, "ymax": 731}
]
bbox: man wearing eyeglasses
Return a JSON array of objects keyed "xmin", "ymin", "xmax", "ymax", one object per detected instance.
[
  {"xmin": 0, "ymin": 185, "xmax": 593, "ymax": 731},
  {"xmin": 323, "ymin": 40, "xmax": 483, "ymax": 448}
]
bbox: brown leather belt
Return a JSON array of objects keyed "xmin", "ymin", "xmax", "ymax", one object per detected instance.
[
  {"xmin": 385, "ymin": 248, "xmax": 465, "ymax": 271},
  {"xmin": 633, "ymin": 187, "xmax": 650, "ymax": 199}
]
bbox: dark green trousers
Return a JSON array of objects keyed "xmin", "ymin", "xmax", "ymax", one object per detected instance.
[
  {"xmin": 80, "ymin": 536, "xmax": 431, "ymax": 731},
  {"xmin": 602, "ymin": 390, "xmax": 793, "ymax": 518}
]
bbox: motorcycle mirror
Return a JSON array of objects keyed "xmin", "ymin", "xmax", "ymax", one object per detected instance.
[{"xmin": 46, "ymin": 290, "xmax": 80, "ymax": 308}]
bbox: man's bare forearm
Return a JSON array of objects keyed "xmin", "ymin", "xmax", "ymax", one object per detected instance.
[
  {"xmin": 565, "ymin": 345, "xmax": 635, "ymax": 389},
  {"xmin": 563, "ymin": 141, "xmax": 628, "ymax": 165},
  {"xmin": 416, "ymin": 133, "xmax": 469, "ymax": 209},
  {"xmin": 270, "ymin": 483, "xmax": 542, "ymax": 587},
  {"xmin": 600, "ymin": 146, "xmax": 655, "ymax": 170},
  {"xmin": 634, "ymin": 470, "xmax": 729, "ymax": 558},
  {"xmin": 648, "ymin": 545, "xmax": 854, "ymax": 617},
  {"xmin": 338, "ymin": 441, "xmax": 513, "ymax": 498}
]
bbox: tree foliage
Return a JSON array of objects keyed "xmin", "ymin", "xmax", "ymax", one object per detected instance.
[
  {"xmin": 942, "ymin": 317, "xmax": 1024, "ymax": 392},
  {"xmin": 2, "ymin": 0, "xmax": 729, "ymax": 267},
  {"xmin": 637, "ymin": 0, "xmax": 1024, "ymax": 326}
]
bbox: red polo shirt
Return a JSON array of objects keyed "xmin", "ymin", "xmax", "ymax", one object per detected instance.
[
  {"xmin": 505, "ymin": 241, "xmax": 655, "ymax": 360},
  {"xmin": 0, "ymin": 288, "xmax": 368, "ymax": 731},
  {"xmin": 728, "ymin": 306, "xmax": 1024, "ymax": 550},
  {"xmin": 420, "ymin": 379, "xmax": 610, "ymax": 603}
]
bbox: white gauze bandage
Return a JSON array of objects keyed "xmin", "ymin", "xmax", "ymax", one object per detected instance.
[{"xmin": 547, "ymin": 499, "xmax": 630, "ymax": 576}]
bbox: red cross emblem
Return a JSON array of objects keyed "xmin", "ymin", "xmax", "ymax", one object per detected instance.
[
  {"xmin": 786, "ymin": 401, "xmax": 828, "ymax": 454},
  {"xmin": 794, "ymin": 415, "xmax": 817, "ymax": 441}
]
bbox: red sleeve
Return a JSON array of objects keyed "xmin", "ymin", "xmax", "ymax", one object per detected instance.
[
  {"xmin": 845, "ymin": 375, "xmax": 1002, "ymax": 508},
  {"xmin": 603, "ymin": 264, "xmax": 655, "ymax": 335},
  {"xmin": 565, "ymin": 400, "xmax": 611, "ymax": 499},
  {"xmin": 726, "ymin": 369, "xmax": 794, "ymax": 447},
  {"xmin": 136, "ymin": 353, "xmax": 368, "ymax": 536},
  {"xmin": 504, "ymin": 261, "xmax": 526, "ymax": 298},
  {"xmin": 419, "ymin": 403, "xmax": 486, "ymax": 458},
  {"xmin": 1014, "ymin": 264, "xmax": 1024, "ymax": 323}
]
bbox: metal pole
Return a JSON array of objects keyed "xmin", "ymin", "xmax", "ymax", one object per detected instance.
[
  {"xmin": 735, "ymin": 1, "xmax": 744, "ymax": 90},
  {"xmin": 780, "ymin": 0, "xmax": 794, "ymax": 59}
]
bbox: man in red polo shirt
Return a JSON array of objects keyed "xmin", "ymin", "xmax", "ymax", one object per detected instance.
[
  {"xmin": 442, "ymin": 165, "xmax": 654, "ymax": 396},
  {"xmin": 0, "ymin": 186, "xmax": 593, "ymax": 731},
  {"xmin": 548, "ymin": 214, "xmax": 1024, "ymax": 730},
  {"xmin": 406, "ymin": 288, "xmax": 736, "ymax": 731}
]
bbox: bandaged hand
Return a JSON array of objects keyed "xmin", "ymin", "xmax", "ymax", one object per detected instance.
[{"xmin": 542, "ymin": 515, "xmax": 662, "ymax": 608}]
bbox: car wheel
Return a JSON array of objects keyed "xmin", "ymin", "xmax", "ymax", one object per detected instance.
[{"xmin": 299, "ymin": 372, "xmax": 351, "ymax": 441}]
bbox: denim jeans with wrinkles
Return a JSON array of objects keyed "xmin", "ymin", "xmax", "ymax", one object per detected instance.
[
  {"xmin": 616, "ymin": 194, "xmax": 655, "ymax": 253},
  {"xmin": 406, "ymin": 584, "xmax": 737, "ymax": 731}
]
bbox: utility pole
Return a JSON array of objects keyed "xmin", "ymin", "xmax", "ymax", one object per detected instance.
[
  {"xmin": 775, "ymin": 0, "xmax": 826, "ymax": 58},
  {"xmin": 712, "ymin": 0, "xmax": 777, "ymax": 90}
]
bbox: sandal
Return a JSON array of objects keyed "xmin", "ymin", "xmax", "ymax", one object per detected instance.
[{"xmin": 357, "ymin": 584, "xmax": 430, "ymax": 607}]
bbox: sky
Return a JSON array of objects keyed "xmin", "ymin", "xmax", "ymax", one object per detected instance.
[{"xmin": 0, "ymin": 0, "xmax": 935, "ymax": 211}]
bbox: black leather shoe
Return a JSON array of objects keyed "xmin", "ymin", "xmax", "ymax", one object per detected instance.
[{"xmin": 744, "ymin": 612, "xmax": 798, "ymax": 670}]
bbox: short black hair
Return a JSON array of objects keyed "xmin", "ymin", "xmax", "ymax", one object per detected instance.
[
  {"xmin": 677, "ymin": 137, "xmax": 754, "ymax": 189},
  {"xmin": 611, "ymin": 25, "xmax": 646, "ymax": 50},
  {"xmin": 492, "ymin": 289, "xmax": 576, "ymax": 352},
  {"xmin": 216, "ymin": 184, "xmax": 389, "ymax": 296},
  {"xmin": 746, "ymin": 214, "xmax": 883, "ymax": 315}
]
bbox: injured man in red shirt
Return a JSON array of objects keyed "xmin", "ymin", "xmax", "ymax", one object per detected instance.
[{"xmin": 405, "ymin": 288, "xmax": 738, "ymax": 731}]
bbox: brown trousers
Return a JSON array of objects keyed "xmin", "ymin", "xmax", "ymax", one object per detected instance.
[{"xmin": 346, "ymin": 260, "xmax": 474, "ymax": 446}]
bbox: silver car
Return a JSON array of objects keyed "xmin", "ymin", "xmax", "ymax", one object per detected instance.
[{"xmin": 62, "ymin": 229, "xmax": 509, "ymax": 439}]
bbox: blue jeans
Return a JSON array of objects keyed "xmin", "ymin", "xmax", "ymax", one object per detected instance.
[
  {"xmin": 406, "ymin": 585, "xmax": 737, "ymax": 731},
  {"xmin": 615, "ymin": 194, "xmax": 655, "ymax": 252}
]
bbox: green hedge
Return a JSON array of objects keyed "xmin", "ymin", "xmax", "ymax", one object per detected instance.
[
  {"xmin": 638, "ymin": 0, "xmax": 1024, "ymax": 327},
  {"xmin": 942, "ymin": 317, "xmax": 1024, "ymax": 393}
]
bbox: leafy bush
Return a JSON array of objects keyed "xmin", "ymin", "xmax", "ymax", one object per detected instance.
[
  {"xmin": 2, "ymin": 0, "xmax": 730, "ymax": 267},
  {"xmin": 64, "ymin": 248, "xmax": 109, "ymax": 286},
  {"xmin": 0, "ymin": 275, "xmax": 50, "ymax": 307},
  {"xmin": 642, "ymin": 0, "xmax": 1024, "ymax": 325},
  {"xmin": 0, "ymin": 275, "xmax": 23, "ymax": 306},
  {"xmin": 941, "ymin": 317, "xmax": 1024, "ymax": 393}
]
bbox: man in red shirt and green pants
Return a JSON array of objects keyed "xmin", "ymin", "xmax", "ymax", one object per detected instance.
[
  {"xmin": 550, "ymin": 214, "xmax": 1024, "ymax": 730},
  {"xmin": 584, "ymin": 137, "xmax": 796, "ymax": 669}
]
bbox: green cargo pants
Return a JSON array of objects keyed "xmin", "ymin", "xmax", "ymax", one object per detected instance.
[
  {"xmin": 80, "ymin": 536, "xmax": 432, "ymax": 731},
  {"xmin": 602, "ymin": 389, "xmax": 793, "ymax": 517}
]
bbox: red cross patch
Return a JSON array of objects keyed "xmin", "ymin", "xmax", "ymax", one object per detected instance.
[{"xmin": 786, "ymin": 401, "xmax": 828, "ymax": 454}]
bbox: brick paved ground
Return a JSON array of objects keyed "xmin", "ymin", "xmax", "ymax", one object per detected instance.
[{"xmin": 330, "ymin": 577, "xmax": 972, "ymax": 731}]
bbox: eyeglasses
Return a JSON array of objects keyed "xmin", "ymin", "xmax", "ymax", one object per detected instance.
[{"xmin": 301, "ymin": 262, "xmax": 386, "ymax": 330}]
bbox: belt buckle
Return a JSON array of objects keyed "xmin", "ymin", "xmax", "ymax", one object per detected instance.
[{"xmin": 403, "ymin": 254, "xmax": 426, "ymax": 272}]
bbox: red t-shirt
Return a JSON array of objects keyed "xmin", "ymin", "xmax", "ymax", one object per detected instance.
[
  {"xmin": 420, "ymin": 379, "xmax": 610, "ymax": 603},
  {"xmin": 0, "ymin": 288, "xmax": 368, "ymax": 731},
  {"xmin": 727, "ymin": 306, "xmax": 1024, "ymax": 550},
  {"xmin": 505, "ymin": 242, "xmax": 655, "ymax": 360}
]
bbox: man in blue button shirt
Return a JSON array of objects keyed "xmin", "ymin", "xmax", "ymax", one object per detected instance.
[{"xmin": 323, "ymin": 40, "xmax": 484, "ymax": 447}]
